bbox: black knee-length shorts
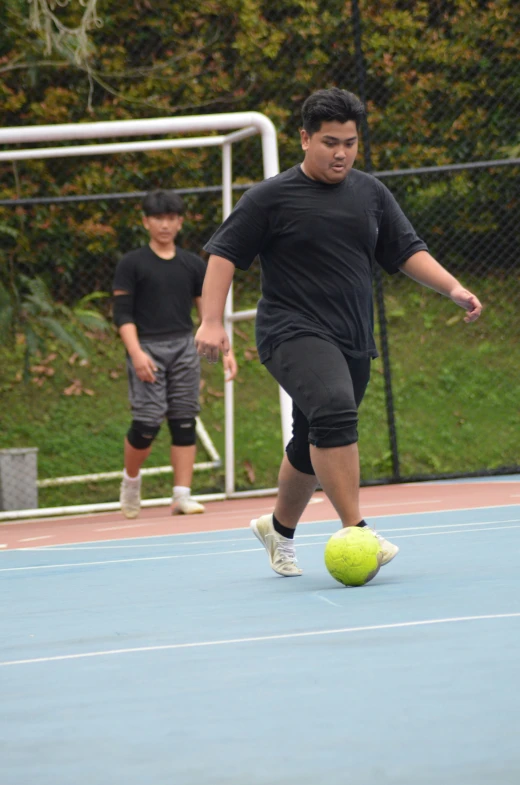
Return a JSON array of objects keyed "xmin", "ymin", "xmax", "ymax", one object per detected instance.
[{"xmin": 264, "ymin": 335, "xmax": 371, "ymax": 475}]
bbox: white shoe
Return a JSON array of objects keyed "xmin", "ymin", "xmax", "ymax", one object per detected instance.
[
  {"xmin": 370, "ymin": 528, "xmax": 399, "ymax": 565},
  {"xmin": 171, "ymin": 496, "xmax": 205, "ymax": 515},
  {"xmin": 120, "ymin": 475, "xmax": 141, "ymax": 519},
  {"xmin": 250, "ymin": 514, "xmax": 302, "ymax": 577}
]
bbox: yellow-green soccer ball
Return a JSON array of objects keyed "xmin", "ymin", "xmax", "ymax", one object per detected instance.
[{"xmin": 324, "ymin": 527, "xmax": 383, "ymax": 587}]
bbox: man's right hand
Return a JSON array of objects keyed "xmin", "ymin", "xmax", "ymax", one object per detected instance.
[
  {"xmin": 195, "ymin": 322, "xmax": 230, "ymax": 364},
  {"xmin": 131, "ymin": 349, "xmax": 157, "ymax": 382}
]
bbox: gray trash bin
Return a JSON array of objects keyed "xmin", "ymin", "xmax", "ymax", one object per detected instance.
[{"xmin": 0, "ymin": 448, "xmax": 38, "ymax": 511}]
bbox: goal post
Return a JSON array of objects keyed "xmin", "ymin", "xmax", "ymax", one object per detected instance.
[{"xmin": 0, "ymin": 112, "xmax": 292, "ymax": 516}]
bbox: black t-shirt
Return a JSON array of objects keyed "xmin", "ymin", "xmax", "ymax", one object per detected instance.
[
  {"xmin": 204, "ymin": 165, "xmax": 428, "ymax": 361},
  {"xmin": 112, "ymin": 245, "xmax": 206, "ymax": 340}
]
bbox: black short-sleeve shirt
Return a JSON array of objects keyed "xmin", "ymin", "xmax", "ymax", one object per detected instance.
[
  {"xmin": 204, "ymin": 165, "xmax": 428, "ymax": 361},
  {"xmin": 112, "ymin": 245, "xmax": 206, "ymax": 340}
]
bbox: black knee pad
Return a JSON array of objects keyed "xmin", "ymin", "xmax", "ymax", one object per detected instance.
[
  {"xmin": 168, "ymin": 418, "xmax": 196, "ymax": 446},
  {"xmin": 286, "ymin": 438, "xmax": 315, "ymax": 475},
  {"xmin": 127, "ymin": 420, "xmax": 160, "ymax": 450}
]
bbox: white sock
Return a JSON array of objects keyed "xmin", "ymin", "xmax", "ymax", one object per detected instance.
[
  {"xmin": 124, "ymin": 469, "xmax": 141, "ymax": 483},
  {"xmin": 173, "ymin": 485, "xmax": 190, "ymax": 500}
]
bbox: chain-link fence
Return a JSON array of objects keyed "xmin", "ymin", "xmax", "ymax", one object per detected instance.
[
  {"xmin": 1, "ymin": 157, "xmax": 518, "ymax": 511},
  {"xmin": 373, "ymin": 160, "xmax": 520, "ymax": 481},
  {"xmin": 1, "ymin": 0, "xmax": 519, "ymax": 512}
]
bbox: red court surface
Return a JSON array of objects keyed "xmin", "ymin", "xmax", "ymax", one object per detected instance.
[{"xmin": 1, "ymin": 479, "xmax": 519, "ymax": 550}]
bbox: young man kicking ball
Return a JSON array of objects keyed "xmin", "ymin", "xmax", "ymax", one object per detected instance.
[{"xmin": 195, "ymin": 87, "xmax": 482, "ymax": 576}]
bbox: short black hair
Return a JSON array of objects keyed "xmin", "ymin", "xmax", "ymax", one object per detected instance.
[
  {"xmin": 301, "ymin": 88, "xmax": 366, "ymax": 135},
  {"xmin": 142, "ymin": 189, "xmax": 185, "ymax": 216}
]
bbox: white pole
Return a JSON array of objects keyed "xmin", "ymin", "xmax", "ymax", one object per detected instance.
[
  {"xmin": 257, "ymin": 121, "xmax": 292, "ymax": 448},
  {"xmin": 0, "ymin": 111, "xmax": 278, "ymax": 145},
  {"xmin": 0, "ymin": 136, "xmax": 228, "ymax": 162},
  {"xmin": 222, "ymin": 141, "xmax": 235, "ymax": 496}
]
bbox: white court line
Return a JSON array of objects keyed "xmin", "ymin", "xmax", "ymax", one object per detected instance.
[
  {"xmin": 0, "ymin": 546, "xmax": 265, "ymax": 571},
  {"xmin": 95, "ymin": 523, "xmax": 155, "ymax": 532},
  {"xmin": 92, "ymin": 510, "xmax": 278, "ymax": 531},
  {"xmin": 95, "ymin": 511, "xmax": 278, "ymax": 531},
  {"xmin": 391, "ymin": 524, "xmax": 520, "ymax": 539},
  {"xmin": 1, "ymin": 612, "xmax": 519, "ymax": 667},
  {"xmin": 401, "ymin": 479, "xmax": 520, "ymax": 487},
  {"xmin": 24, "ymin": 540, "xmax": 252, "ymax": 551},
  {"xmin": 19, "ymin": 535, "xmax": 54, "ymax": 543},
  {"xmin": 306, "ymin": 504, "xmax": 520, "ymax": 525},
  {"xmin": 3, "ymin": 492, "xmax": 518, "ymax": 528},
  {"xmin": 0, "ymin": 544, "xmax": 6, "ymax": 549},
  {"xmin": 6, "ymin": 502, "xmax": 519, "ymax": 551},
  {"xmin": 362, "ymin": 499, "xmax": 442, "ymax": 508},
  {"xmin": 2, "ymin": 522, "xmax": 520, "ymax": 572},
  {"xmin": 24, "ymin": 517, "xmax": 520, "ymax": 551},
  {"xmin": 295, "ymin": 524, "xmax": 520, "ymax": 544},
  {"xmin": 314, "ymin": 592, "xmax": 341, "ymax": 608},
  {"xmin": 0, "ymin": 502, "xmax": 279, "ymax": 527}
]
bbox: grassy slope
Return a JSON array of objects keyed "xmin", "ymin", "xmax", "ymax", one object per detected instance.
[{"xmin": 1, "ymin": 275, "xmax": 518, "ymax": 508}]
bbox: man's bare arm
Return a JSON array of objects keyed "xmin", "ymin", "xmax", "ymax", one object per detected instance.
[
  {"xmin": 400, "ymin": 251, "xmax": 482, "ymax": 323},
  {"xmin": 195, "ymin": 256, "xmax": 236, "ymax": 362}
]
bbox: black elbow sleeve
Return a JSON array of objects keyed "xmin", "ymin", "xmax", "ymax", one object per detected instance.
[{"xmin": 113, "ymin": 294, "xmax": 134, "ymax": 327}]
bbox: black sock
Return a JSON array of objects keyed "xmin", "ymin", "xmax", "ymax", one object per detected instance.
[
  {"xmin": 272, "ymin": 513, "xmax": 295, "ymax": 539},
  {"xmin": 356, "ymin": 520, "xmax": 367, "ymax": 527}
]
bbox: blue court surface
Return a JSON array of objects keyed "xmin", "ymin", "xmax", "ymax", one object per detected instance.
[{"xmin": 1, "ymin": 504, "xmax": 520, "ymax": 785}]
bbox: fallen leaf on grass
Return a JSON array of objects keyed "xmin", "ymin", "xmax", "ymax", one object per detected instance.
[
  {"xmin": 32, "ymin": 365, "xmax": 55, "ymax": 377},
  {"xmin": 63, "ymin": 381, "xmax": 82, "ymax": 396},
  {"xmin": 234, "ymin": 327, "xmax": 250, "ymax": 342},
  {"xmin": 63, "ymin": 379, "xmax": 94, "ymax": 396},
  {"xmin": 445, "ymin": 314, "xmax": 462, "ymax": 326},
  {"xmin": 244, "ymin": 347, "xmax": 258, "ymax": 361},
  {"xmin": 243, "ymin": 460, "xmax": 256, "ymax": 483}
]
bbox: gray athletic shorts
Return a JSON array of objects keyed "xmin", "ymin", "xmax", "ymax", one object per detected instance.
[{"xmin": 127, "ymin": 335, "xmax": 201, "ymax": 426}]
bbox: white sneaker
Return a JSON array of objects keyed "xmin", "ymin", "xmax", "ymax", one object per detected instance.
[
  {"xmin": 120, "ymin": 475, "xmax": 141, "ymax": 519},
  {"xmin": 171, "ymin": 496, "xmax": 205, "ymax": 515},
  {"xmin": 250, "ymin": 514, "xmax": 302, "ymax": 577},
  {"xmin": 370, "ymin": 528, "xmax": 399, "ymax": 565}
]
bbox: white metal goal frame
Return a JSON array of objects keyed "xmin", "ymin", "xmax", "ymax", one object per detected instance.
[{"xmin": 0, "ymin": 112, "xmax": 292, "ymax": 520}]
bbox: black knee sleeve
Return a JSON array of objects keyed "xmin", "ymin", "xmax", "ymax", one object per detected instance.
[
  {"xmin": 168, "ymin": 418, "xmax": 196, "ymax": 446},
  {"xmin": 127, "ymin": 420, "xmax": 160, "ymax": 450},
  {"xmin": 286, "ymin": 438, "xmax": 315, "ymax": 475}
]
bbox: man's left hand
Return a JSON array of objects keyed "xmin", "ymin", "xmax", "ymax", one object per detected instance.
[{"xmin": 449, "ymin": 286, "xmax": 483, "ymax": 323}]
